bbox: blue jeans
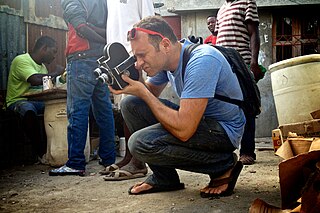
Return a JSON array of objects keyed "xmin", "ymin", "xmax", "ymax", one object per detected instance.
[
  {"xmin": 121, "ymin": 96, "xmax": 236, "ymax": 186},
  {"xmin": 66, "ymin": 57, "xmax": 115, "ymax": 170},
  {"xmin": 8, "ymin": 100, "xmax": 45, "ymax": 117}
]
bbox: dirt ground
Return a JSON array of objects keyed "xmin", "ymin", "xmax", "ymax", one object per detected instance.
[{"xmin": 0, "ymin": 138, "xmax": 281, "ymax": 213}]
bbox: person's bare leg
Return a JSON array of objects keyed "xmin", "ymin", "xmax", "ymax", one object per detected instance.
[
  {"xmin": 114, "ymin": 122, "xmax": 132, "ymax": 167},
  {"xmin": 118, "ymin": 122, "xmax": 147, "ymax": 174},
  {"xmin": 102, "ymin": 122, "xmax": 147, "ymax": 175},
  {"xmin": 115, "ymin": 122, "xmax": 147, "ymax": 173},
  {"xmin": 120, "ymin": 157, "xmax": 147, "ymax": 174}
]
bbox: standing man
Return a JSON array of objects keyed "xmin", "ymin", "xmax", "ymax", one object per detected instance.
[
  {"xmin": 106, "ymin": 0, "xmax": 155, "ymax": 52},
  {"xmin": 6, "ymin": 36, "xmax": 63, "ymax": 162},
  {"xmin": 101, "ymin": 0, "xmax": 155, "ymax": 181},
  {"xmin": 215, "ymin": 0, "xmax": 263, "ymax": 165},
  {"xmin": 109, "ymin": 16, "xmax": 245, "ymax": 198},
  {"xmin": 49, "ymin": 0, "xmax": 115, "ymax": 176},
  {"xmin": 204, "ymin": 15, "xmax": 217, "ymax": 45}
]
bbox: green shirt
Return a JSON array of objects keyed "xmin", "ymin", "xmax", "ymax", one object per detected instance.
[{"xmin": 6, "ymin": 53, "xmax": 48, "ymax": 107}]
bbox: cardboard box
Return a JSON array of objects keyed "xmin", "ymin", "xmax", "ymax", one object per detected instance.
[
  {"xmin": 310, "ymin": 109, "xmax": 320, "ymax": 119},
  {"xmin": 275, "ymin": 137, "xmax": 320, "ymax": 209},
  {"xmin": 276, "ymin": 137, "xmax": 320, "ymax": 159},
  {"xmin": 279, "ymin": 119, "xmax": 320, "ymax": 138},
  {"xmin": 272, "ymin": 129, "xmax": 283, "ymax": 153}
]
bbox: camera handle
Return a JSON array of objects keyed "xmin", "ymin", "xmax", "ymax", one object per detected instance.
[{"xmin": 115, "ymin": 56, "xmax": 136, "ymax": 76}]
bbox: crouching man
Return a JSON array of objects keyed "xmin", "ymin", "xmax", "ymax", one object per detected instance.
[{"xmin": 110, "ymin": 16, "xmax": 245, "ymax": 198}]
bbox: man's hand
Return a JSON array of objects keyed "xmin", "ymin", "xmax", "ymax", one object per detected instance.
[
  {"xmin": 250, "ymin": 62, "xmax": 264, "ymax": 82},
  {"xmin": 53, "ymin": 64, "xmax": 65, "ymax": 76},
  {"xmin": 109, "ymin": 74, "xmax": 147, "ymax": 97}
]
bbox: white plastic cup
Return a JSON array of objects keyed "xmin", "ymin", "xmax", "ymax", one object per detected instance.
[
  {"xmin": 119, "ymin": 137, "xmax": 126, "ymax": 157},
  {"xmin": 43, "ymin": 76, "xmax": 53, "ymax": 91}
]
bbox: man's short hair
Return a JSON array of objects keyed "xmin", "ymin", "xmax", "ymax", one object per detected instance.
[
  {"xmin": 207, "ymin": 15, "xmax": 216, "ymax": 20},
  {"xmin": 33, "ymin": 36, "xmax": 56, "ymax": 52},
  {"xmin": 134, "ymin": 16, "xmax": 178, "ymax": 50}
]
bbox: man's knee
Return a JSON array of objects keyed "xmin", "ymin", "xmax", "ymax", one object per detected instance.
[
  {"xmin": 11, "ymin": 101, "xmax": 41, "ymax": 117},
  {"xmin": 128, "ymin": 131, "xmax": 140, "ymax": 153},
  {"xmin": 120, "ymin": 96, "xmax": 136, "ymax": 112},
  {"xmin": 128, "ymin": 130, "xmax": 149, "ymax": 158},
  {"xmin": 120, "ymin": 96, "xmax": 143, "ymax": 120}
]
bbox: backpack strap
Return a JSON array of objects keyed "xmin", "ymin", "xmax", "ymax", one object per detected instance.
[
  {"xmin": 214, "ymin": 94, "xmax": 243, "ymax": 107},
  {"xmin": 182, "ymin": 43, "xmax": 244, "ymax": 108},
  {"xmin": 182, "ymin": 43, "xmax": 200, "ymax": 81}
]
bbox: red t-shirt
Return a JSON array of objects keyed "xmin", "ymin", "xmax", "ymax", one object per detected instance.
[{"xmin": 204, "ymin": 35, "xmax": 217, "ymax": 45}]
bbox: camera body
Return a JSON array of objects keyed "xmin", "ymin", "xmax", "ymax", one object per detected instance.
[{"xmin": 94, "ymin": 42, "xmax": 139, "ymax": 90}]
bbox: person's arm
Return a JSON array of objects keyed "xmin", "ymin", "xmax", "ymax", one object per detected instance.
[
  {"xmin": 61, "ymin": 0, "xmax": 106, "ymax": 44},
  {"xmin": 110, "ymin": 75, "xmax": 207, "ymax": 141},
  {"xmin": 247, "ymin": 21, "xmax": 262, "ymax": 81},
  {"xmin": 145, "ymin": 82, "xmax": 167, "ymax": 98},
  {"xmin": 86, "ymin": 23, "xmax": 106, "ymax": 38},
  {"xmin": 135, "ymin": 68, "xmax": 168, "ymax": 97},
  {"xmin": 27, "ymin": 64, "xmax": 65, "ymax": 86},
  {"xmin": 76, "ymin": 24, "xmax": 106, "ymax": 43}
]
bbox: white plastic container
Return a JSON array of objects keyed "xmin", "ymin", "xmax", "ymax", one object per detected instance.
[
  {"xmin": 269, "ymin": 54, "xmax": 320, "ymax": 126},
  {"xmin": 44, "ymin": 99, "xmax": 90, "ymax": 167}
]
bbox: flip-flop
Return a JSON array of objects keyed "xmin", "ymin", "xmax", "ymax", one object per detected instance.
[
  {"xmin": 128, "ymin": 182, "xmax": 185, "ymax": 195},
  {"xmin": 99, "ymin": 164, "xmax": 119, "ymax": 175},
  {"xmin": 205, "ymin": 176, "xmax": 232, "ymax": 188},
  {"xmin": 103, "ymin": 169, "xmax": 146, "ymax": 181},
  {"xmin": 200, "ymin": 161, "xmax": 243, "ymax": 198}
]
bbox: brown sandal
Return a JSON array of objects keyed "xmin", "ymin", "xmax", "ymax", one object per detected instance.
[{"xmin": 99, "ymin": 164, "xmax": 119, "ymax": 175}]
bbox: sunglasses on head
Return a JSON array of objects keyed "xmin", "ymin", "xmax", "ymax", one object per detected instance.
[{"xmin": 127, "ymin": 27, "xmax": 166, "ymax": 41}]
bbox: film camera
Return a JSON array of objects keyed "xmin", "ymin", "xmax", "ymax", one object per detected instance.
[{"xmin": 94, "ymin": 42, "xmax": 139, "ymax": 90}]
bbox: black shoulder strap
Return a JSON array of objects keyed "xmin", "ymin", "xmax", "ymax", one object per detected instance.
[
  {"xmin": 182, "ymin": 43, "xmax": 200, "ymax": 81},
  {"xmin": 214, "ymin": 94, "xmax": 243, "ymax": 107},
  {"xmin": 182, "ymin": 43, "xmax": 244, "ymax": 108}
]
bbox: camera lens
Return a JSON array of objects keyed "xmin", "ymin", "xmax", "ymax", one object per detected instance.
[
  {"xmin": 93, "ymin": 68, "xmax": 102, "ymax": 78},
  {"xmin": 99, "ymin": 73, "xmax": 113, "ymax": 85}
]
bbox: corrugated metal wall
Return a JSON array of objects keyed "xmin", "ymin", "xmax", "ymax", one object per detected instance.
[
  {"xmin": 0, "ymin": 12, "xmax": 26, "ymax": 91},
  {"xmin": 0, "ymin": 0, "xmax": 67, "ymax": 167},
  {"xmin": 0, "ymin": 0, "xmax": 67, "ymax": 106}
]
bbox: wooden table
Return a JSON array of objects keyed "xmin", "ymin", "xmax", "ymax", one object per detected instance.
[{"xmin": 23, "ymin": 88, "xmax": 67, "ymax": 101}]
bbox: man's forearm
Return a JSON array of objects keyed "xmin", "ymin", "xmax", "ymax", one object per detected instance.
[
  {"xmin": 140, "ymin": 89, "xmax": 183, "ymax": 138},
  {"xmin": 139, "ymin": 89, "xmax": 206, "ymax": 142},
  {"xmin": 250, "ymin": 35, "xmax": 260, "ymax": 65},
  {"xmin": 77, "ymin": 24, "xmax": 106, "ymax": 44},
  {"xmin": 87, "ymin": 23, "xmax": 106, "ymax": 39},
  {"xmin": 250, "ymin": 27, "xmax": 260, "ymax": 65}
]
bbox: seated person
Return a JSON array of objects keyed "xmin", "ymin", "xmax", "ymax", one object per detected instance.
[
  {"xmin": 5, "ymin": 35, "xmax": 64, "ymax": 161},
  {"xmin": 109, "ymin": 16, "xmax": 246, "ymax": 198}
]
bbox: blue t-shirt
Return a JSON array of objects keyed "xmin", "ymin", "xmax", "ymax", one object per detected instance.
[{"xmin": 147, "ymin": 39, "xmax": 245, "ymax": 148}]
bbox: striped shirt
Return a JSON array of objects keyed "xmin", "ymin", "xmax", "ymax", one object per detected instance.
[{"xmin": 215, "ymin": 0, "xmax": 259, "ymax": 64}]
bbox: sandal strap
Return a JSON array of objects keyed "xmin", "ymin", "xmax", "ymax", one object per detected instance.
[
  {"xmin": 208, "ymin": 176, "xmax": 232, "ymax": 187},
  {"xmin": 111, "ymin": 169, "xmax": 134, "ymax": 178}
]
